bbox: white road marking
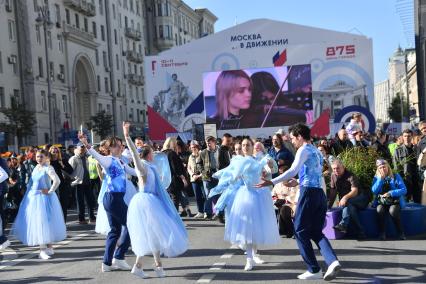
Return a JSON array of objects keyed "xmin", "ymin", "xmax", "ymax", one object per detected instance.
[
  {"xmin": 0, "ymin": 233, "xmax": 91, "ymax": 270},
  {"xmin": 209, "ymin": 262, "xmax": 226, "ymax": 271},
  {"xmin": 197, "ymin": 274, "xmax": 215, "ymax": 283},
  {"xmin": 220, "ymin": 253, "xmax": 234, "ymax": 259}
]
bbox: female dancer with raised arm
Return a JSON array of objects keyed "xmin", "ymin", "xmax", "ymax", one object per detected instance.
[
  {"xmin": 123, "ymin": 122, "xmax": 188, "ymax": 279},
  {"xmin": 11, "ymin": 149, "xmax": 66, "ymax": 260},
  {"xmin": 78, "ymin": 133, "xmax": 137, "ymax": 272},
  {"xmin": 209, "ymin": 138, "xmax": 280, "ymax": 271}
]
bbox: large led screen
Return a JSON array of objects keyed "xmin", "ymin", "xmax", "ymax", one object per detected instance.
[{"xmin": 203, "ymin": 65, "xmax": 312, "ymax": 130}]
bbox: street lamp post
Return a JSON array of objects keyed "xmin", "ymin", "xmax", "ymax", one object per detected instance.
[
  {"xmin": 36, "ymin": 5, "xmax": 54, "ymax": 144},
  {"xmin": 404, "ymin": 52, "xmax": 410, "ymax": 122}
]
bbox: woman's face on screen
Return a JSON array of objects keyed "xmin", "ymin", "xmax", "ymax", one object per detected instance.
[
  {"xmin": 261, "ymin": 90, "xmax": 275, "ymax": 103},
  {"xmin": 228, "ymin": 77, "xmax": 252, "ymax": 112}
]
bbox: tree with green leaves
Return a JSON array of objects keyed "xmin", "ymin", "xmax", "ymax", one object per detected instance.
[
  {"xmin": 0, "ymin": 100, "xmax": 36, "ymax": 148},
  {"xmin": 388, "ymin": 93, "xmax": 409, "ymax": 122},
  {"xmin": 90, "ymin": 110, "xmax": 113, "ymax": 139}
]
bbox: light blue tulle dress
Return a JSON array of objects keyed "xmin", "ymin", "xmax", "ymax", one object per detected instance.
[
  {"xmin": 127, "ymin": 155, "xmax": 189, "ymax": 257},
  {"xmin": 11, "ymin": 165, "xmax": 66, "ymax": 246},
  {"xmin": 210, "ymin": 156, "xmax": 280, "ymax": 246},
  {"xmin": 95, "ymin": 158, "xmax": 137, "ymax": 235}
]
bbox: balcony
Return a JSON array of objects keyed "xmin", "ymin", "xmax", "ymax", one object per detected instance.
[
  {"xmin": 128, "ymin": 74, "xmax": 144, "ymax": 86},
  {"xmin": 125, "ymin": 27, "xmax": 142, "ymax": 41},
  {"xmin": 64, "ymin": 0, "xmax": 96, "ymax": 17},
  {"xmin": 124, "ymin": 50, "xmax": 143, "ymax": 64},
  {"xmin": 63, "ymin": 23, "xmax": 98, "ymax": 49},
  {"xmin": 154, "ymin": 38, "xmax": 174, "ymax": 51}
]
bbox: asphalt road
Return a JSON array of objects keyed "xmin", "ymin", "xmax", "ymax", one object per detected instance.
[{"xmin": 1, "ymin": 208, "xmax": 426, "ymax": 284}]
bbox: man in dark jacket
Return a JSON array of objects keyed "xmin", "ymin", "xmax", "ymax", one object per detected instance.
[
  {"xmin": 218, "ymin": 133, "xmax": 233, "ymax": 170},
  {"xmin": 330, "ymin": 129, "xmax": 353, "ymax": 156},
  {"xmin": 371, "ymin": 129, "xmax": 392, "ymax": 163},
  {"xmin": 394, "ymin": 129, "xmax": 420, "ymax": 203}
]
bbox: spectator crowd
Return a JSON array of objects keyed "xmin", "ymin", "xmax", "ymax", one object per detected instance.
[{"xmin": 1, "ymin": 113, "xmax": 426, "ymax": 252}]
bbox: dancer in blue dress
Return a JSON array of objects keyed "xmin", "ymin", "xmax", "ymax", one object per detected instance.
[
  {"xmin": 123, "ymin": 122, "xmax": 188, "ymax": 279},
  {"xmin": 210, "ymin": 138, "xmax": 280, "ymax": 271},
  {"xmin": 256, "ymin": 123, "xmax": 340, "ymax": 281},
  {"xmin": 11, "ymin": 149, "xmax": 66, "ymax": 260},
  {"xmin": 78, "ymin": 133, "xmax": 137, "ymax": 272}
]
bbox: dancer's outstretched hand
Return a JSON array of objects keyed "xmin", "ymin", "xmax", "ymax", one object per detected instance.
[
  {"xmin": 123, "ymin": 121, "xmax": 131, "ymax": 138},
  {"xmin": 78, "ymin": 132, "xmax": 90, "ymax": 148},
  {"xmin": 255, "ymin": 177, "xmax": 273, "ymax": 188}
]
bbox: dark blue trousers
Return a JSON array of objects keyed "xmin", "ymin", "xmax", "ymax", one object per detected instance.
[
  {"xmin": 103, "ymin": 192, "xmax": 130, "ymax": 266},
  {"xmin": 294, "ymin": 187, "xmax": 338, "ymax": 273},
  {"xmin": 192, "ymin": 181, "xmax": 205, "ymax": 213}
]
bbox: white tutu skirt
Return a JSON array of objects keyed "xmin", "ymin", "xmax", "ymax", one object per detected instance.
[
  {"xmin": 95, "ymin": 180, "xmax": 137, "ymax": 235},
  {"xmin": 95, "ymin": 203, "xmax": 110, "ymax": 235},
  {"xmin": 127, "ymin": 192, "xmax": 188, "ymax": 257},
  {"xmin": 225, "ymin": 187, "xmax": 280, "ymax": 246},
  {"xmin": 12, "ymin": 191, "xmax": 66, "ymax": 246}
]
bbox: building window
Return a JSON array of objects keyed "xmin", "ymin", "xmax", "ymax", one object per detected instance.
[
  {"xmin": 0, "ymin": 52, "xmax": 2, "ymax": 73},
  {"xmin": 124, "ymin": 0, "xmax": 128, "ymax": 9},
  {"xmin": 112, "ymin": 4, "xmax": 116, "ymax": 19},
  {"xmin": 65, "ymin": 9, "xmax": 70, "ymax": 24},
  {"xmin": 101, "ymin": 25, "xmax": 105, "ymax": 41},
  {"xmin": 47, "ymin": 31, "xmax": 52, "ymax": 49},
  {"xmin": 49, "ymin": 61, "xmax": 54, "ymax": 80},
  {"xmin": 104, "ymin": 77, "xmax": 109, "ymax": 92},
  {"xmin": 102, "ymin": 51, "xmax": 107, "ymax": 67},
  {"xmin": 159, "ymin": 25, "xmax": 163, "ymax": 38},
  {"xmin": 38, "ymin": 57, "xmax": 43, "ymax": 77},
  {"xmin": 5, "ymin": 0, "xmax": 13, "ymax": 13},
  {"xmin": 36, "ymin": 25, "xmax": 41, "ymax": 44},
  {"xmin": 116, "ymin": 54, "xmax": 119, "ymax": 70},
  {"xmin": 10, "ymin": 55, "xmax": 17, "ymax": 75},
  {"xmin": 41, "ymin": 90, "xmax": 47, "ymax": 111},
  {"xmin": 98, "ymin": 103, "xmax": 102, "ymax": 112},
  {"xmin": 97, "ymin": 75, "xmax": 101, "ymax": 91},
  {"xmin": 0, "ymin": 87, "xmax": 4, "ymax": 108},
  {"xmin": 119, "ymin": 105, "xmax": 123, "ymax": 121},
  {"xmin": 157, "ymin": 3, "xmax": 162, "ymax": 16},
  {"xmin": 84, "ymin": 18, "xmax": 88, "ymax": 32},
  {"xmin": 136, "ymin": 2, "xmax": 140, "ymax": 15},
  {"xmin": 58, "ymin": 35, "xmax": 64, "ymax": 53},
  {"xmin": 75, "ymin": 14, "xmax": 80, "ymax": 29},
  {"xmin": 130, "ymin": 0, "xmax": 134, "ymax": 12},
  {"xmin": 106, "ymin": 104, "xmax": 111, "ymax": 114},
  {"xmin": 33, "ymin": 0, "xmax": 39, "ymax": 11},
  {"xmin": 129, "ymin": 108, "xmax": 133, "ymax": 120},
  {"xmin": 95, "ymin": 49, "xmax": 99, "ymax": 65},
  {"xmin": 55, "ymin": 4, "xmax": 61, "ymax": 24},
  {"xmin": 114, "ymin": 29, "xmax": 118, "ymax": 45},
  {"xmin": 99, "ymin": 0, "xmax": 104, "ymax": 15},
  {"xmin": 137, "ymin": 108, "xmax": 140, "ymax": 122},
  {"xmin": 117, "ymin": 79, "xmax": 121, "ymax": 95},
  {"xmin": 8, "ymin": 20, "xmax": 15, "ymax": 42},
  {"xmin": 59, "ymin": 64, "xmax": 65, "ymax": 81},
  {"xmin": 92, "ymin": 22, "xmax": 97, "ymax": 38},
  {"xmin": 62, "ymin": 95, "xmax": 67, "ymax": 112}
]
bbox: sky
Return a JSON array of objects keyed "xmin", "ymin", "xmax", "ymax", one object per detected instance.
[{"xmin": 185, "ymin": 0, "xmax": 414, "ymax": 84}]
